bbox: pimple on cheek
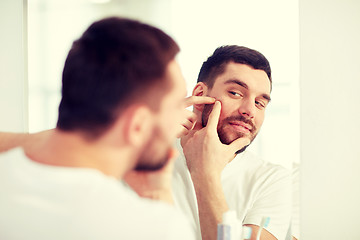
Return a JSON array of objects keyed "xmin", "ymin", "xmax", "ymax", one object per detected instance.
[
  {"xmin": 212, "ymin": 98, "xmax": 227, "ymax": 121},
  {"xmin": 209, "ymin": 96, "xmax": 224, "ymax": 105}
]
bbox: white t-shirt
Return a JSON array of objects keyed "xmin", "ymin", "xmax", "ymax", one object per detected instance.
[
  {"xmin": 172, "ymin": 143, "xmax": 292, "ymax": 240},
  {"xmin": 0, "ymin": 148, "xmax": 195, "ymax": 240}
]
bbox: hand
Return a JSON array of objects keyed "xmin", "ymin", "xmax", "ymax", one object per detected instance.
[
  {"xmin": 181, "ymin": 101, "xmax": 250, "ymax": 178},
  {"xmin": 123, "ymin": 149, "xmax": 178, "ymax": 204},
  {"xmin": 177, "ymin": 96, "xmax": 215, "ymax": 138}
]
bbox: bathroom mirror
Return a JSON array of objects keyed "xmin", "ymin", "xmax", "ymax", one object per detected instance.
[{"xmin": 27, "ymin": 0, "xmax": 300, "ymax": 238}]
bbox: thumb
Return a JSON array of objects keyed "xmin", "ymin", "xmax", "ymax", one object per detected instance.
[
  {"xmin": 206, "ymin": 101, "xmax": 221, "ymax": 134},
  {"xmin": 228, "ymin": 137, "xmax": 251, "ymax": 154}
]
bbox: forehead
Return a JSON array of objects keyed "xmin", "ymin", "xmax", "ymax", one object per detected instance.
[{"xmin": 213, "ymin": 62, "xmax": 271, "ymax": 95}]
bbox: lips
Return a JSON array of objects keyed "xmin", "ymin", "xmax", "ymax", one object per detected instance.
[{"xmin": 228, "ymin": 120, "xmax": 252, "ymax": 134}]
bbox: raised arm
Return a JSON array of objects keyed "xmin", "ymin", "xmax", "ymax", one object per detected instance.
[
  {"xmin": 181, "ymin": 101, "xmax": 250, "ymax": 240},
  {"xmin": 0, "ymin": 132, "xmax": 30, "ymax": 152},
  {"xmin": 0, "ymin": 130, "xmax": 52, "ymax": 153}
]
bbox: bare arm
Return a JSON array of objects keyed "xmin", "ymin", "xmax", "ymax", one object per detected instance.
[
  {"xmin": 182, "ymin": 102, "xmax": 279, "ymax": 240},
  {"xmin": 192, "ymin": 173, "xmax": 279, "ymax": 240},
  {"xmin": 191, "ymin": 170, "xmax": 228, "ymax": 240},
  {"xmin": 181, "ymin": 101, "xmax": 250, "ymax": 240},
  {"xmin": 244, "ymin": 224, "xmax": 278, "ymax": 240},
  {"xmin": 0, "ymin": 130, "xmax": 52, "ymax": 153},
  {"xmin": 0, "ymin": 132, "xmax": 30, "ymax": 152}
]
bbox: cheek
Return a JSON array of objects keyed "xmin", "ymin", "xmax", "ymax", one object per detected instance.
[
  {"xmin": 207, "ymin": 93, "xmax": 239, "ymax": 125},
  {"xmin": 216, "ymin": 99, "xmax": 234, "ymax": 121}
]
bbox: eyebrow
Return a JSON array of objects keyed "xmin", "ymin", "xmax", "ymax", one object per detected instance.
[{"xmin": 224, "ymin": 79, "xmax": 272, "ymax": 102}]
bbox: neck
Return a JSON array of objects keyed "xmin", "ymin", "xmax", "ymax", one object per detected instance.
[{"xmin": 25, "ymin": 129, "xmax": 135, "ymax": 179}]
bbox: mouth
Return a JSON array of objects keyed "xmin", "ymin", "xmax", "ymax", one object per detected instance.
[{"xmin": 228, "ymin": 121, "xmax": 252, "ymax": 134}]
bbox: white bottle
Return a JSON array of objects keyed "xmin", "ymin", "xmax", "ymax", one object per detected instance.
[
  {"xmin": 217, "ymin": 210, "xmax": 253, "ymax": 240},
  {"xmin": 217, "ymin": 210, "xmax": 240, "ymax": 240}
]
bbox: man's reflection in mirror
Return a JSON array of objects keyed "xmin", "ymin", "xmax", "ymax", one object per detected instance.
[{"xmin": 173, "ymin": 45, "xmax": 293, "ymax": 240}]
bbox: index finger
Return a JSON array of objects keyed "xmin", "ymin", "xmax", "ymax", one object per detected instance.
[{"xmin": 184, "ymin": 96, "xmax": 216, "ymax": 108}]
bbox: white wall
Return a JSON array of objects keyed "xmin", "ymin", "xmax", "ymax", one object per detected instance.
[
  {"xmin": 0, "ymin": 0, "xmax": 27, "ymax": 132},
  {"xmin": 300, "ymin": 0, "xmax": 360, "ymax": 238}
]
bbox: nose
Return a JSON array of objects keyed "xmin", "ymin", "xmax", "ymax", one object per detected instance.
[{"xmin": 238, "ymin": 99, "xmax": 255, "ymax": 119}]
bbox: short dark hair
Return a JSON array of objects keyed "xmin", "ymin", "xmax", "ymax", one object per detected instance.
[
  {"xmin": 197, "ymin": 45, "xmax": 272, "ymax": 89},
  {"xmin": 57, "ymin": 17, "xmax": 180, "ymax": 138}
]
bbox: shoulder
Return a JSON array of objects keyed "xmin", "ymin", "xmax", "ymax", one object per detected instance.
[
  {"xmin": 236, "ymin": 153, "xmax": 292, "ymax": 240},
  {"xmin": 224, "ymin": 151, "xmax": 291, "ymax": 183},
  {"xmin": 74, "ymin": 179, "xmax": 195, "ymax": 239},
  {"xmin": 128, "ymin": 198, "xmax": 195, "ymax": 239},
  {"xmin": 240, "ymin": 151, "xmax": 291, "ymax": 179}
]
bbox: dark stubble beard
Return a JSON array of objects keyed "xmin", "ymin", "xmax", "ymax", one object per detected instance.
[
  {"xmin": 202, "ymin": 103, "xmax": 257, "ymax": 154},
  {"xmin": 135, "ymin": 126, "xmax": 172, "ymax": 171}
]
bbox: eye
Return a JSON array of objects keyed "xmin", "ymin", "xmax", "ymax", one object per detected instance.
[
  {"xmin": 228, "ymin": 91, "xmax": 243, "ymax": 97},
  {"xmin": 255, "ymin": 100, "xmax": 266, "ymax": 109}
]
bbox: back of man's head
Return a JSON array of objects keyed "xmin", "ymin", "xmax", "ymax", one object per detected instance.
[
  {"xmin": 57, "ymin": 17, "xmax": 179, "ymax": 139},
  {"xmin": 197, "ymin": 45, "xmax": 272, "ymax": 88}
]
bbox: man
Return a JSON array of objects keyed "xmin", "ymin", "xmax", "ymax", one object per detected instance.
[
  {"xmin": 0, "ymin": 43, "xmax": 292, "ymax": 239},
  {"xmin": 0, "ymin": 17, "xmax": 200, "ymax": 239},
  {"xmin": 172, "ymin": 45, "xmax": 292, "ymax": 240}
]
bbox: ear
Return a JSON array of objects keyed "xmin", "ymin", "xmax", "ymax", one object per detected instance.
[
  {"xmin": 192, "ymin": 82, "xmax": 209, "ymax": 111},
  {"xmin": 122, "ymin": 105, "xmax": 153, "ymax": 148}
]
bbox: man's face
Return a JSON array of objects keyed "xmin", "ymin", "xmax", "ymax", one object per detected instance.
[
  {"xmin": 136, "ymin": 60, "xmax": 186, "ymax": 170},
  {"xmin": 202, "ymin": 62, "xmax": 271, "ymax": 150}
]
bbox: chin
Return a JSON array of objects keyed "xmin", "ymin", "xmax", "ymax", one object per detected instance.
[
  {"xmin": 219, "ymin": 130, "xmax": 245, "ymax": 145},
  {"xmin": 135, "ymin": 145, "xmax": 171, "ymax": 171},
  {"xmin": 218, "ymin": 130, "xmax": 253, "ymax": 154},
  {"xmin": 135, "ymin": 158, "xmax": 167, "ymax": 171}
]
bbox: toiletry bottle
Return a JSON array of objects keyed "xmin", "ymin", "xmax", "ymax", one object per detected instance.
[{"xmin": 217, "ymin": 210, "xmax": 240, "ymax": 240}]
